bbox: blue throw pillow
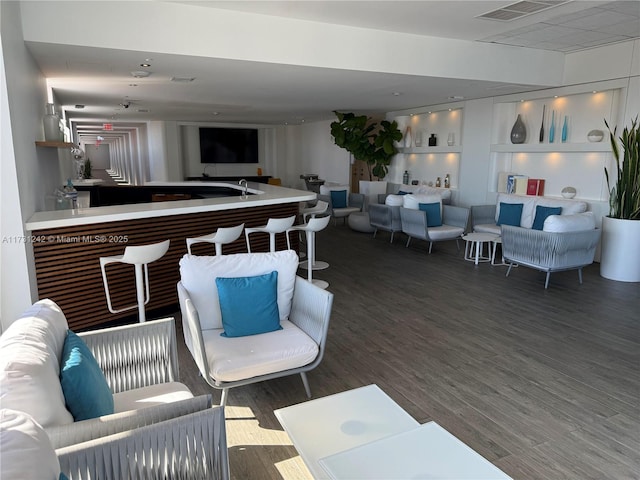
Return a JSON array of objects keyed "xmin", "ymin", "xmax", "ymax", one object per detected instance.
[
  {"xmin": 532, "ymin": 205, "xmax": 562, "ymax": 230},
  {"xmin": 330, "ymin": 190, "xmax": 348, "ymax": 208},
  {"xmin": 216, "ymin": 271, "xmax": 282, "ymax": 338},
  {"xmin": 60, "ymin": 331, "xmax": 114, "ymax": 421},
  {"xmin": 397, "ymin": 190, "xmax": 411, "ymax": 195},
  {"xmin": 418, "ymin": 202, "xmax": 442, "ymax": 227},
  {"xmin": 497, "ymin": 202, "xmax": 524, "ymax": 227}
]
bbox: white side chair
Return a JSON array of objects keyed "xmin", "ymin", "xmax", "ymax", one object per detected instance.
[
  {"xmin": 286, "ymin": 215, "xmax": 332, "ymax": 289},
  {"xmin": 245, "ymin": 215, "xmax": 296, "ymax": 253},
  {"xmin": 186, "ymin": 224, "xmax": 244, "ymax": 255},
  {"xmin": 100, "ymin": 239, "xmax": 170, "ymax": 323}
]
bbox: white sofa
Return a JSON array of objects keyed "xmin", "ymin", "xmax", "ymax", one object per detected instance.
[{"xmin": 471, "ymin": 193, "xmax": 588, "ymax": 235}]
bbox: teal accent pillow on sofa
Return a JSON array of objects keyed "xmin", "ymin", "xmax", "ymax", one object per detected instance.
[
  {"xmin": 497, "ymin": 202, "xmax": 524, "ymax": 227},
  {"xmin": 216, "ymin": 271, "xmax": 282, "ymax": 338},
  {"xmin": 60, "ymin": 331, "xmax": 114, "ymax": 421},
  {"xmin": 418, "ymin": 202, "xmax": 442, "ymax": 227},
  {"xmin": 532, "ymin": 205, "xmax": 562, "ymax": 230},
  {"xmin": 330, "ymin": 190, "xmax": 348, "ymax": 208}
]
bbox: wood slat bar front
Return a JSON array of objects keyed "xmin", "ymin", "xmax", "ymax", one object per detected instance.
[{"xmin": 31, "ymin": 203, "xmax": 300, "ymax": 330}]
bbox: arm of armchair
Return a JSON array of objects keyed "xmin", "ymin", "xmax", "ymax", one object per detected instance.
[
  {"xmin": 289, "ymin": 276, "xmax": 333, "ymax": 360},
  {"xmin": 78, "ymin": 317, "xmax": 179, "ymax": 393},
  {"xmin": 348, "ymin": 193, "xmax": 365, "ymax": 211},
  {"xmin": 442, "ymin": 205, "xmax": 470, "ymax": 230},
  {"xmin": 368, "ymin": 203, "xmax": 392, "ymax": 228},
  {"xmin": 177, "ymin": 281, "xmax": 211, "ymax": 383},
  {"xmin": 470, "ymin": 204, "xmax": 497, "ymax": 229},
  {"xmin": 46, "ymin": 395, "xmax": 212, "ymax": 450},
  {"xmin": 57, "ymin": 406, "xmax": 229, "ymax": 480}
]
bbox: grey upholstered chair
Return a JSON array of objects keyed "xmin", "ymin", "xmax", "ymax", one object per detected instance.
[
  {"xmin": 318, "ymin": 192, "xmax": 365, "ymax": 225},
  {"xmin": 501, "ymin": 225, "xmax": 600, "ymax": 288},
  {"xmin": 400, "ymin": 205, "xmax": 470, "ymax": 253},
  {"xmin": 369, "ymin": 203, "xmax": 402, "ymax": 243}
]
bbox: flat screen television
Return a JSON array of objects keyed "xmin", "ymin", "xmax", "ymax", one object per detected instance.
[{"xmin": 199, "ymin": 127, "xmax": 259, "ymax": 163}]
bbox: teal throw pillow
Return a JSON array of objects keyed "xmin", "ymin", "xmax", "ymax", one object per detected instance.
[
  {"xmin": 418, "ymin": 202, "xmax": 442, "ymax": 227},
  {"xmin": 330, "ymin": 190, "xmax": 348, "ymax": 208},
  {"xmin": 60, "ymin": 331, "xmax": 114, "ymax": 421},
  {"xmin": 216, "ymin": 271, "xmax": 282, "ymax": 338},
  {"xmin": 497, "ymin": 202, "xmax": 524, "ymax": 227},
  {"xmin": 397, "ymin": 190, "xmax": 411, "ymax": 195},
  {"xmin": 60, "ymin": 473, "xmax": 69, "ymax": 480},
  {"xmin": 532, "ymin": 205, "xmax": 562, "ymax": 230}
]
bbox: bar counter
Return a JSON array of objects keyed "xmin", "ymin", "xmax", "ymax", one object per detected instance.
[{"xmin": 25, "ymin": 182, "xmax": 315, "ymax": 330}]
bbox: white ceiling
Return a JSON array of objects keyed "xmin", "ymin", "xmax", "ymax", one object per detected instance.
[{"xmin": 23, "ymin": 0, "xmax": 639, "ymax": 137}]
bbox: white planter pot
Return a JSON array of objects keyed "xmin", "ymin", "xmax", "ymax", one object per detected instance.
[{"xmin": 600, "ymin": 216, "xmax": 640, "ymax": 282}]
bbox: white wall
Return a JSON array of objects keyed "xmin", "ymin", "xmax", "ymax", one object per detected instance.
[{"xmin": 84, "ymin": 144, "xmax": 111, "ymax": 169}]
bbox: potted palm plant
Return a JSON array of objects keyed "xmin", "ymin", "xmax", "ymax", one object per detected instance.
[{"xmin": 600, "ymin": 116, "xmax": 640, "ymax": 282}]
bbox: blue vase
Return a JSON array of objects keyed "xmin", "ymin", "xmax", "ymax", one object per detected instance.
[
  {"xmin": 561, "ymin": 116, "xmax": 568, "ymax": 143},
  {"xmin": 549, "ymin": 111, "xmax": 556, "ymax": 143}
]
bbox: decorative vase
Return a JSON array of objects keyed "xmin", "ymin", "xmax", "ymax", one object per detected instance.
[
  {"xmin": 510, "ymin": 114, "xmax": 526, "ymax": 144},
  {"xmin": 428, "ymin": 134, "xmax": 437, "ymax": 146},
  {"xmin": 404, "ymin": 126, "xmax": 412, "ymax": 148},
  {"xmin": 561, "ymin": 116, "xmax": 568, "ymax": 143},
  {"xmin": 447, "ymin": 133, "xmax": 455, "ymax": 146},
  {"xmin": 539, "ymin": 105, "xmax": 545, "ymax": 143},
  {"xmin": 549, "ymin": 110, "xmax": 556, "ymax": 143},
  {"xmin": 43, "ymin": 103, "xmax": 62, "ymax": 142}
]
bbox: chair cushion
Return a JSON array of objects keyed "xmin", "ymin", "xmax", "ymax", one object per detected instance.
[
  {"xmin": 385, "ymin": 194, "xmax": 405, "ymax": 206},
  {"xmin": 216, "ymin": 271, "xmax": 282, "ymax": 338},
  {"xmin": 543, "ymin": 212, "xmax": 596, "ymax": 232},
  {"xmin": 0, "ymin": 301, "xmax": 74, "ymax": 428},
  {"xmin": 0, "ymin": 409, "xmax": 61, "ymax": 480},
  {"xmin": 497, "ymin": 202, "xmax": 523, "ymax": 226},
  {"xmin": 179, "ymin": 250, "xmax": 298, "ymax": 330},
  {"xmin": 113, "ymin": 382, "xmax": 194, "ymax": 413},
  {"xmin": 202, "ymin": 320, "xmax": 319, "ymax": 383},
  {"xmin": 330, "ymin": 190, "xmax": 348, "ymax": 208},
  {"xmin": 427, "ymin": 225, "xmax": 465, "ymax": 241},
  {"xmin": 532, "ymin": 205, "xmax": 562, "ymax": 230},
  {"xmin": 419, "ymin": 202, "xmax": 443, "ymax": 227},
  {"xmin": 403, "ymin": 194, "xmax": 442, "ymax": 211},
  {"xmin": 536, "ymin": 197, "xmax": 587, "ymax": 215},
  {"xmin": 495, "ymin": 193, "xmax": 536, "ymax": 228},
  {"xmin": 473, "ymin": 223, "xmax": 502, "ymax": 235},
  {"xmin": 60, "ymin": 331, "xmax": 114, "ymax": 421}
]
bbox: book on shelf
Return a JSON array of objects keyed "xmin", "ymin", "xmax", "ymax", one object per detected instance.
[
  {"xmin": 514, "ymin": 175, "xmax": 529, "ymax": 195},
  {"xmin": 498, "ymin": 172, "xmax": 517, "ymax": 193},
  {"xmin": 527, "ymin": 179, "xmax": 545, "ymax": 196}
]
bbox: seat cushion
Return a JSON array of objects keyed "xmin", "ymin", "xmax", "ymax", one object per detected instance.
[
  {"xmin": 179, "ymin": 250, "xmax": 298, "ymax": 330},
  {"xmin": 473, "ymin": 223, "xmax": 502, "ymax": 235},
  {"xmin": 113, "ymin": 382, "xmax": 193, "ymax": 413},
  {"xmin": 543, "ymin": 212, "xmax": 596, "ymax": 232},
  {"xmin": 202, "ymin": 320, "xmax": 319, "ymax": 383},
  {"xmin": 333, "ymin": 206, "xmax": 360, "ymax": 218},
  {"xmin": 427, "ymin": 225, "xmax": 465, "ymax": 241}
]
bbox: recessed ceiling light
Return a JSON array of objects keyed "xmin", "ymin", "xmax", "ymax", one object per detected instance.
[
  {"xmin": 131, "ymin": 71, "xmax": 150, "ymax": 78},
  {"xmin": 212, "ymin": 112, "xmax": 220, "ymax": 116},
  {"xmin": 448, "ymin": 96, "xmax": 464, "ymax": 100},
  {"xmin": 129, "ymin": 83, "xmax": 138, "ymax": 87},
  {"xmin": 392, "ymin": 92, "xmax": 402, "ymax": 96},
  {"xmin": 140, "ymin": 63, "xmax": 151, "ymax": 67},
  {"xmin": 171, "ymin": 76, "xmax": 195, "ymax": 83}
]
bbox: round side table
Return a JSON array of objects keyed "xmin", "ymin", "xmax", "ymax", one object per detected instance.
[{"xmin": 462, "ymin": 232, "xmax": 499, "ymax": 265}]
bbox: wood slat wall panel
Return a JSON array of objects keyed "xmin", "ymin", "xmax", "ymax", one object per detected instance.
[{"xmin": 31, "ymin": 203, "xmax": 300, "ymax": 330}]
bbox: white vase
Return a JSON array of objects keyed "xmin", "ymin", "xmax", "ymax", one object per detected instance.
[
  {"xmin": 600, "ymin": 216, "xmax": 640, "ymax": 282},
  {"xmin": 404, "ymin": 127, "xmax": 412, "ymax": 148}
]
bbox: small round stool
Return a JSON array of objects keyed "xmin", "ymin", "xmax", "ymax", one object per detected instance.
[
  {"xmin": 186, "ymin": 224, "xmax": 244, "ymax": 255},
  {"xmin": 245, "ymin": 216, "xmax": 296, "ymax": 253},
  {"xmin": 100, "ymin": 239, "xmax": 170, "ymax": 323},
  {"xmin": 287, "ymin": 216, "xmax": 332, "ymax": 289},
  {"xmin": 348, "ymin": 212, "xmax": 375, "ymax": 233}
]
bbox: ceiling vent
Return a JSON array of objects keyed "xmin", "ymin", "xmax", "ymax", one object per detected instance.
[
  {"xmin": 478, "ymin": 1, "xmax": 568, "ymax": 21},
  {"xmin": 170, "ymin": 76, "xmax": 196, "ymax": 83}
]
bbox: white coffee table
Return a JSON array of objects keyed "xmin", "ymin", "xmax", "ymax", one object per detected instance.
[
  {"xmin": 463, "ymin": 232, "xmax": 499, "ymax": 265},
  {"xmin": 274, "ymin": 385, "xmax": 419, "ymax": 479},
  {"xmin": 318, "ymin": 421, "xmax": 513, "ymax": 479}
]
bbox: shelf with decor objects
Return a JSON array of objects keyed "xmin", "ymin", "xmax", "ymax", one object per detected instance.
[
  {"xmin": 490, "ymin": 142, "xmax": 611, "ymax": 153},
  {"xmin": 35, "ymin": 141, "xmax": 74, "ymax": 148},
  {"xmin": 398, "ymin": 146, "xmax": 462, "ymax": 154}
]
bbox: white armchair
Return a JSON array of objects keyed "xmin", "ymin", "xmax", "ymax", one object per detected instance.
[{"xmin": 177, "ymin": 250, "xmax": 334, "ymax": 406}]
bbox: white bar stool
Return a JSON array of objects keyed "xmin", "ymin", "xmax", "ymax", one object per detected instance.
[
  {"xmin": 302, "ymin": 200, "xmax": 329, "ymax": 223},
  {"xmin": 245, "ymin": 215, "xmax": 296, "ymax": 253},
  {"xmin": 100, "ymin": 239, "xmax": 170, "ymax": 323},
  {"xmin": 186, "ymin": 223, "xmax": 244, "ymax": 255},
  {"xmin": 287, "ymin": 215, "xmax": 331, "ymax": 289}
]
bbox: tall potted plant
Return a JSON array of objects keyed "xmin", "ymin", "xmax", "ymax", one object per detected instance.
[{"xmin": 600, "ymin": 116, "xmax": 640, "ymax": 282}]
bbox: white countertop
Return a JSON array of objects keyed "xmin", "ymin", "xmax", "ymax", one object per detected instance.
[{"xmin": 26, "ymin": 181, "xmax": 315, "ymax": 231}]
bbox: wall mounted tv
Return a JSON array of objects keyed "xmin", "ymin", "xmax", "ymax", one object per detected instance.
[{"xmin": 199, "ymin": 127, "xmax": 259, "ymax": 163}]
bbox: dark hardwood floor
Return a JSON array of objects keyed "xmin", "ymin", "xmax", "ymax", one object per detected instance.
[{"xmin": 176, "ymin": 222, "xmax": 640, "ymax": 480}]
